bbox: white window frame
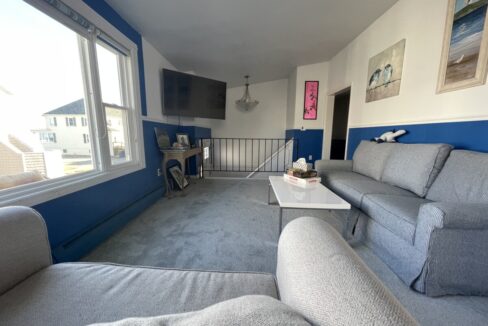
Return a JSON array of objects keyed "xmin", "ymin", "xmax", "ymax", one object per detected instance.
[{"xmin": 0, "ymin": 0, "xmax": 146, "ymax": 207}]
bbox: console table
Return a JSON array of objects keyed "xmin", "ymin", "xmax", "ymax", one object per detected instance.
[{"xmin": 161, "ymin": 147, "xmax": 202, "ymax": 196}]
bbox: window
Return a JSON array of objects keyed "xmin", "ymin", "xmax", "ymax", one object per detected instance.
[
  {"xmin": 48, "ymin": 117, "xmax": 57, "ymax": 127},
  {"xmin": 39, "ymin": 132, "xmax": 57, "ymax": 144},
  {"xmin": 0, "ymin": 0, "xmax": 144, "ymax": 206},
  {"xmin": 65, "ymin": 117, "xmax": 77, "ymax": 127}
]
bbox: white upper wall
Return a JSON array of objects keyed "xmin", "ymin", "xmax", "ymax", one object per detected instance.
[
  {"xmin": 210, "ymin": 79, "xmax": 289, "ymax": 138},
  {"xmin": 328, "ymin": 0, "xmax": 488, "ymax": 128},
  {"xmin": 142, "ymin": 37, "xmax": 175, "ymax": 121},
  {"xmin": 292, "ymin": 62, "xmax": 329, "ymax": 130},
  {"xmin": 143, "ymin": 37, "xmax": 289, "ymax": 136}
]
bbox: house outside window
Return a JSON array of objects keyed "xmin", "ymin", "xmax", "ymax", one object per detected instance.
[{"xmin": 0, "ymin": 0, "xmax": 145, "ymax": 207}]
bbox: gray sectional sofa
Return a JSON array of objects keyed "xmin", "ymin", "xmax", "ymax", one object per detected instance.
[
  {"xmin": 316, "ymin": 141, "xmax": 488, "ymax": 297},
  {"xmin": 0, "ymin": 206, "xmax": 417, "ymax": 325}
]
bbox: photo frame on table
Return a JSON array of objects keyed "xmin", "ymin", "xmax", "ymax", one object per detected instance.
[
  {"xmin": 176, "ymin": 133, "xmax": 190, "ymax": 147},
  {"xmin": 437, "ymin": 0, "xmax": 488, "ymax": 93},
  {"xmin": 169, "ymin": 165, "xmax": 188, "ymax": 190},
  {"xmin": 303, "ymin": 81, "xmax": 319, "ymax": 120}
]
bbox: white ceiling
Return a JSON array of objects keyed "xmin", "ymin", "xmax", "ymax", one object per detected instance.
[{"xmin": 106, "ymin": 0, "xmax": 399, "ymax": 87}]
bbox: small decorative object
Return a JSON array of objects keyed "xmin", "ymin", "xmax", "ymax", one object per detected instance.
[
  {"xmin": 169, "ymin": 165, "xmax": 188, "ymax": 190},
  {"xmin": 154, "ymin": 128, "xmax": 171, "ymax": 149},
  {"xmin": 372, "ymin": 129, "xmax": 407, "ymax": 143},
  {"xmin": 303, "ymin": 81, "xmax": 319, "ymax": 120},
  {"xmin": 292, "ymin": 158, "xmax": 311, "ymax": 171},
  {"xmin": 366, "ymin": 39, "xmax": 406, "ymax": 102},
  {"xmin": 176, "ymin": 133, "xmax": 190, "ymax": 147},
  {"xmin": 288, "ymin": 158, "xmax": 317, "ymax": 178},
  {"xmin": 236, "ymin": 75, "xmax": 259, "ymax": 110},
  {"xmin": 437, "ymin": 0, "xmax": 488, "ymax": 93}
]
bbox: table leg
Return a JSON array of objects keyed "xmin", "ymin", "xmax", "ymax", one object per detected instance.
[
  {"xmin": 279, "ymin": 208, "xmax": 283, "ymax": 236},
  {"xmin": 268, "ymin": 183, "xmax": 271, "ymax": 204},
  {"xmin": 162, "ymin": 157, "xmax": 171, "ymax": 197}
]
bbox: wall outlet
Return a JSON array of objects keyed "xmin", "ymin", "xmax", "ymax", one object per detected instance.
[
  {"xmin": 157, "ymin": 168, "xmax": 162, "ymax": 177},
  {"xmin": 308, "ymin": 155, "xmax": 313, "ymax": 161}
]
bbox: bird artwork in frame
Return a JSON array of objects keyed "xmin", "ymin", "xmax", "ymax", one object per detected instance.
[
  {"xmin": 303, "ymin": 81, "xmax": 319, "ymax": 120},
  {"xmin": 366, "ymin": 39, "xmax": 406, "ymax": 102}
]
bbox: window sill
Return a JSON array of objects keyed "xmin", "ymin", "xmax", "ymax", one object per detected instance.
[{"xmin": 0, "ymin": 161, "xmax": 146, "ymax": 208}]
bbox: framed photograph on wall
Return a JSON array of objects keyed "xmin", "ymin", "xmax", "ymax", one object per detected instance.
[
  {"xmin": 437, "ymin": 0, "xmax": 488, "ymax": 93},
  {"xmin": 303, "ymin": 81, "xmax": 319, "ymax": 120},
  {"xmin": 169, "ymin": 165, "xmax": 189, "ymax": 190}
]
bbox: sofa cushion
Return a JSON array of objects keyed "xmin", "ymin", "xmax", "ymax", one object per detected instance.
[
  {"xmin": 352, "ymin": 141, "xmax": 397, "ymax": 180},
  {"xmin": 0, "ymin": 263, "xmax": 278, "ymax": 326},
  {"xmin": 382, "ymin": 143, "xmax": 452, "ymax": 197},
  {"xmin": 326, "ymin": 172, "xmax": 417, "ymax": 207},
  {"xmin": 89, "ymin": 295, "xmax": 311, "ymax": 326},
  {"xmin": 427, "ymin": 150, "xmax": 488, "ymax": 203},
  {"xmin": 362, "ymin": 195, "xmax": 431, "ymax": 243}
]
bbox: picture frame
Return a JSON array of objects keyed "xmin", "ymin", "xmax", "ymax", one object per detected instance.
[
  {"xmin": 437, "ymin": 0, "xmax": 488, "ymax": 93},
  {"xmin": 169, "ymin": 165, "xmax": 189, "ymax": 190},
  {"xmin": 176, "ymin": 133, "xmax": 190, "ymax": 147},
  {"xmin": 154, "ymin": 128, "xmax": 171, "ymax": 149},
  {"xmin": 303, "ymin": 81, "xmax": 319, "ymax": 120},
  {"xmin": 366, "ymin": 39, "xmax": 406, "ymax": 102}
]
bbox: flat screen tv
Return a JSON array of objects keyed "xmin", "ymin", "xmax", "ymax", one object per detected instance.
[{"xmin": 162, "ymin": 69, "xmax": 226, "ymax": 119}]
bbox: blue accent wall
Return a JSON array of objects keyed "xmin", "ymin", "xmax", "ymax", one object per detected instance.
[
  {"xmin": 34, "ymin": 121, "xmax": 182, "ymax": 262},
  {"xmin": 177, "ymin": 126, "xmax": 212, "ymax": 175},
  {"xmin": 347, "ymin": 120, "xmax": 488, "ymax": 159},
  {"xmin": 285, "ymin": 129, "xmax": 323, "ymax": 166}
]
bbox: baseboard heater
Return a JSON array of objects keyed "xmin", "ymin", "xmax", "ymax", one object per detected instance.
[{"xmin": 52, "ymin": 186, "xmax": 163, "ymax": 261}]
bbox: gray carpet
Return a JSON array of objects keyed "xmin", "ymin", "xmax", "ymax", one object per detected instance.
[{"xmin": 83, "ymin": 179, "xmax": 488, "ymax": 325}]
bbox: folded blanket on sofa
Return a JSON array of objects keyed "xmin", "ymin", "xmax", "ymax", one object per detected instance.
[{"xmin": 89, "ymin": 295, "xmax": 311, "ymax": 326}]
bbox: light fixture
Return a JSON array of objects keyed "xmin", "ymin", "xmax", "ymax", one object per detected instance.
[{"xmin": 236, "ymin": 75, "xmax": 259, "ymax": 110}]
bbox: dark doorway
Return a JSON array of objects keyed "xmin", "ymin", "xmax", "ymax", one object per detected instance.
[{"xmin": 330, "ymin": 88, "xmax": 351, "ymax": 160}]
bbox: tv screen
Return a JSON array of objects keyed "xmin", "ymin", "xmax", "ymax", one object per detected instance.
[{"xmin": 162, "ymin": 69, "xmax": 226, "ymax": 120}]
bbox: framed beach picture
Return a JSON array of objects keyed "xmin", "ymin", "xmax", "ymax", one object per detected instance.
[
  {"xmin": 366, "ymin": 39, "xmax": 406, "ymax": 102},
  {"xmin": 437, "ymin": 0, "xmax": 488, "ymax": 93},
  {"xmin": 303, "ymin": 81, "xmax": 319, "ymax": 120}
]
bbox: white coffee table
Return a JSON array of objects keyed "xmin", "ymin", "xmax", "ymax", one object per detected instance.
[{"xmin": 268, "ymin": 176, "xmax": 351, "ymax": 235}]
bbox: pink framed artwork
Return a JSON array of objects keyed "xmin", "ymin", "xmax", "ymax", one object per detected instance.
[{"xmin": 303, "ymin": 81, "xmax": 319, "ymax": 120}]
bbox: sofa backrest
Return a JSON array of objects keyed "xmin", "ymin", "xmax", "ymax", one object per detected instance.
[
  {"xmin": 0, "ymin": 206, "xmax": 52, "ymax": 295},
  {"xmin": 276, "ymin": 217, "xmax": 417, "ymax": 325},
  {"xmin": 426, "ymin": 150, "xmax": 488, "ymax": 203},
  {"xmin": 352, "ymin": 141, "xmax": 397, "ymax": 180},
  {"xmin": 381, "ymin": 143, "xmax": 453, "ymax": 197}
]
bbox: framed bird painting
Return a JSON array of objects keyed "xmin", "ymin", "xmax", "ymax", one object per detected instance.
[{"xmin": 365, "ymin": 39, "xmax": 406, "ymax": 103}]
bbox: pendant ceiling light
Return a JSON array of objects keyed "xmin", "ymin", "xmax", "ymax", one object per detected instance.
[{"xmin": 236, "ymin": 75, "xmax": 259, "ymax": 110}]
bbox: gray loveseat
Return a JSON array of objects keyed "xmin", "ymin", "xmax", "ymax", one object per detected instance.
[
  {"xmin": 0, "ymin": 206, "xmax": 416, "ymax": 325},
  {"xmin": 316, "ymin": 141, "xmax": 488, "ymax": 297}
]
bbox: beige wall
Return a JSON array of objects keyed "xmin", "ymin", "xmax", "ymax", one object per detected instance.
[
  {"xmin": 0, "ymin": 143, "xmax": 23, "ymax": 176},
  {"xmin": 327, "ymin": 0, "xmax": 488, "ymax": 130},
  {"xmin": 210, "ymin": 79, "xmax": 289, "ymax": 138}
]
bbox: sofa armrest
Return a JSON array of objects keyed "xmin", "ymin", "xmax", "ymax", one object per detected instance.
[
  {"xmin": 418, "ymin": 202, "xmax": 488, "ymax": 230},
  {"xmin": 277, "ymin": 217, "xmax": 417, "ymax": 325},
  {"xmin": 0, "ymin": 206, "xmax": 52, "ymax": 295},
  {"xmin": 413, "ymin": 202, "xmax": 488, "ymax": 296},
  {"xmin": 315, "ymin": 159, "xmax": 352, "ymax": 176}
]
